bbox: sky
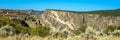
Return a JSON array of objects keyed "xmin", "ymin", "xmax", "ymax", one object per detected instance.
[{"xmin": 0, "ymin": 0, "xmax": 120, "ymax": 11}]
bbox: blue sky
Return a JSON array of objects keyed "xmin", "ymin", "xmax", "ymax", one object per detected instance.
[{"xmin": 0, "ymin": 0, "xmax": 120, "ymax": 11}]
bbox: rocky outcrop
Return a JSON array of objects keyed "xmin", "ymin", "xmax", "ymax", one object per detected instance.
[
  {"xmin": 39, "ymin": 10, "xmax": 120, "ymax": 31},
  {"xmin": 12, "ymin": 18, "xmax": 29, "ymax": 27},
  {"xmin": 0, "ymin": 9, "xmax": 120, "ymax": 31},
  {"xmin": 0, "ymin": 9, "xmax": 43, "ymax": 28}
]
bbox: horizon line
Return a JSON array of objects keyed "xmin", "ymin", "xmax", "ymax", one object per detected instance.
[{"xmin": 0, "ymin": 8, "xmax": 120, "ymax": 12}]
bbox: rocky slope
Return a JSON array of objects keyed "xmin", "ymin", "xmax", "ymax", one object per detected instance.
[
  {"xmin": 0, "ymin": 9, "xmax": 120, "ymax": 31},
  {"xmin": 0, "ymin": 9, "xmax": 120, "ymax": 38},
  {"xmin": 39, "ymin": 9, "xmax": 120, "ymax": 31},
  {"xmin": 0, "ymin": 9, "xmax": 43, "ymax": 28}
]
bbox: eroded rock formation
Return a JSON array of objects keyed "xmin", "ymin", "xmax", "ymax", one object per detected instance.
[{"xmin": 39, "ymin": 10, "xmax": 120, "ymax": 31}]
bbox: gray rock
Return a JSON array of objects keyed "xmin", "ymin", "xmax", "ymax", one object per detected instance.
[{"xmin": 39, "ymin": 10, "xmax": 120, "ymax": 31}]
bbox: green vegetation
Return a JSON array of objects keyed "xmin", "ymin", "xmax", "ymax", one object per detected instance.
[
  {"xmin": 13, "ymin": 24, "xmax": 31, "ymax": 34},
  {"xmin": 0, "ymin": 17, "xmax": 10, "ymax": 28},
  {"xmin": 73, "ymin": 26, "xmax": 87, "ymax": 35},
  {"xmin": 30, "ymin": 25, "xmax": 51, "ymax": 37},
  {"xmin": 0, "ymin": 17, "xmax": 51, "ymax": 37},
  {"xmin": 47, "ymin": 9, "xmax": 120, "ymax": 16},
  {"xmin": 103, "ymin": 25, "xmax": 120, "ymax": 35},
  {"xmin": 82, "ymin": 10, "xmax": 120, "ymax": 16},
  {"xmin": 0, "ymin": 17, "xmax": 31, "ymax": 34}
]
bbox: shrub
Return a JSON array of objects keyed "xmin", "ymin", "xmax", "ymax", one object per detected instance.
[
  {"xmin": 0, "ymin": 25, "xmax": 16, "ymax": 37},
  {"xmin": 112, "ymin": 30, "xmax": 120, "ymax": 37},
  {"xmin": 103, "ymin": 25, "xmax": 120, "ymax": 35},
  {"xmin": 0, "ymin": 21, "xmax": 7, "ymax": 28},
  {"xmin": 51, "ymin": 31, "xmax": 69, "ymax": 38},
  {"xmin": 13, "ymin": 24, "xmax": 31, "ymax": 34},
  {"xmin": 0, "ymin": 18, "xmax": 10, "ymax": 28},
  {"xmin": 73, "ymin": 26, "xmax": 87, "ymax": 35},
  {"xmin": 30, "ymin": 25, "xmax": 51, "ymax": 37},
  {"xmin": 0, "ymin": 17, "xmax": 51, "ymax": 37},
  {"xmin": 0, "ymin": 17, "xmax": 31, "ymax": 35}
]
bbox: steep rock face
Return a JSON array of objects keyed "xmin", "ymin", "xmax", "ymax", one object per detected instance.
[{"xmin": 39, "ymin": 10, "xmax": 120, "ymax": 31}]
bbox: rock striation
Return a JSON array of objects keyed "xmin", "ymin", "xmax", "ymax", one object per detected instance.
[{"xmin": 39, "ymin": 9, "xmax": 120, "ymax": 31}]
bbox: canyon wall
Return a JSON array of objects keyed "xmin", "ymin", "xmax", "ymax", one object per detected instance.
[{"xmin": 39, "ymin": 10, "xmax": 120, "ymax": 31}]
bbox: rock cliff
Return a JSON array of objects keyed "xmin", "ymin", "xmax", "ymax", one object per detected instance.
[
  {"xmin": 0, "ymin": 9, "xmax": 120, "ymax": 31},
  {"xmin": 39, "ymin": 9, "xmax": 120, "ymax": 31}
]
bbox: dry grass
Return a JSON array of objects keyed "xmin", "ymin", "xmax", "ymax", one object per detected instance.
[
  {"xmin": 0, "ymin": 35, "xmax": 120, "ymax": 40},
  {"xmin": 0, "ymin": 26, "xmax": 120, "ymax": 40}
]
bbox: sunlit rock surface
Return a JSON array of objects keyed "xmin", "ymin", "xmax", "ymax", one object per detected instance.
[{"xmin": 39, "ymin": 10, "xmax": 120, "ymax": 31}]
